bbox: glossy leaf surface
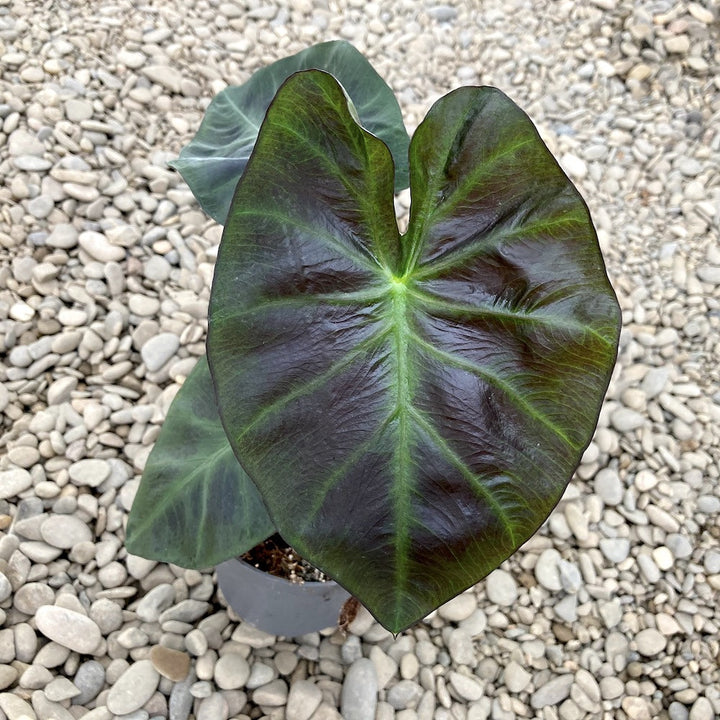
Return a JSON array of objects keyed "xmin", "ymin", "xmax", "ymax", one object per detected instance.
[
  {"xmin": 208, "ymin": 71, "xmax": 621, "ymax": 632},
  {"xmin": 126, "ymin": 356, "xmax": 275, "ymax": 568},
  {"xmin": 170, "ymin": 40, "xmax": 410, "ymax": 224}
]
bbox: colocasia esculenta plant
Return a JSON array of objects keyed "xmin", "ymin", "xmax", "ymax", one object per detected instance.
[{"xmin": 126, "ymin": 41, "xmax": 621, "ymax": 633}]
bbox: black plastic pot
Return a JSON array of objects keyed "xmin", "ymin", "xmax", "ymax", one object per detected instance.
[{"xmin": 216, "ymin": 557, "xmax": 350, "ymax": 636}]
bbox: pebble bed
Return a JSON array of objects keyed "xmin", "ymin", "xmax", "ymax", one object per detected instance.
[{"xmin": 0, "ymin": 1, "xmax": 719, "ymax": 719}]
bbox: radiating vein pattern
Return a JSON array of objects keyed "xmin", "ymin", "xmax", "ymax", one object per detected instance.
[{"xmin": 208, "ymin": 72, "xmax": 621, "ymax": 632}]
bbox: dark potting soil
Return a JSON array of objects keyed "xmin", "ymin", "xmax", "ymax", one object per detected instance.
[{"xmin": 241, "ymin": 533, "xmax": 329, "ymax": 583}]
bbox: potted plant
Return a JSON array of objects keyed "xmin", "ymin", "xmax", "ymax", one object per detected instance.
[{"xmin": 125, "ymin": 41, "xmax": 621, "ymax": 635}]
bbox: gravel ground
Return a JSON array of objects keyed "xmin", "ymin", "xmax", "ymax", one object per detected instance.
[{"xmin": 1, "ymin": 1, "xmax": 719, "ymax": 719}]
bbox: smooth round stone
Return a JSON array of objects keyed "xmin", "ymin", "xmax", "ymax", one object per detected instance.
[
  {"xmin": 669, "ymin": 702, "xmax": 690, "ymax": 720},
  {"xmin": 214, "ymin": 653, "xmax": 250, "ymax": 690},
  {"xmin": 191, "ymin": 680, "xmax": 213, "ymax": 699},
  {"xmin": 129, "ymin": 294, "xmax": 161, "ymax": 317},
  {"xmin": 34, "ymin": 641, "xmax": 70, "ymax": 668},
  {"xmin": 35, "ymin": 480, "xmax": 60, "ymax": 500},
  {"xmin": 28, "ymin": 195, "xmax": 54, "ymax": 219},
  {"xmin": 637, "ymin": 554, "xmax": 661, "ymax": 583},
  {"xmin": 448, "ymin": 671, "xmax": 484, "ymax": 701},
  {"xmin": 158, "ymin": 599, "xmax": 209, "ymax": 624},
  {"xmin": 485, "ymin": 569, "xmax": 518, "ymax": 606},
  {"xmin": 45, "ymin": 676, "xmax": 81, "ymax": 701},
  {"xmin": 141, "ymin": 332, "xmax": 180, "ymax": 372},
  {"xmin": 185, "ymin": 629, "xmax": 208, "ymax": 657},
  {"xmin": 116, "ymin": 626, "xmax": 149, "ymax": 649},
  {"xmin": 274, "ymin": 650, "xmax": 299, "ymax": 675},
  {"xmin": 503, "ymin": 661, "xmax": 532, "ymax": 692},
  {"xmin": 78, "ymin": 230, "xmax": 125, "ymax": 262},
  {"xmin": 12, "ymin": 255, "xmax": 37, "ymax": 283},
  {"xmin": 704, "ymin": 550, "xmax": 720, "ymax": 574},
  {"xmin": 46, "ymin": 223, "xmax": 78, "ymax": 249},
  {"xmin": 0, "ymin": 692, "xmax": 35, "ymax": 720},
  {"xmin": 35, "ymin": 605, "xmax": 102, "ymax": 654},
  {"xmin": 19, "ymin": 662, "xmax": 53, "ymax": 690},
  {"xmin": 697, "ymin": 496, "xmax": 720, "ymax": 514},
  {"xmin": 197, "ymin": 692, "xmax": 228, "ymax": 720},
  {"xmin": 594, "ymin": 468, "xmax": 623, "ymax": 505},
  {"xmin": 14, "ymin": 155, "xmax": 52, "ymax": 171},
  {"xmin": 634, "ymin": 470, "xmax": 658, "ymax": 491},
  {"xmin": 47, "ymin": 376, "xmax": 78, "ymax": 405},
  {"xmin": 653, "ymin": 546, "xmax": 675, "ymax": 571},
  {"xmin": 558, "ymin": 559, "xmax": 582, "ymax": 594},
  {"xmin": 246, "ymin": 662, "xmax": 275, "ymax": 689},
  {"xmin": 150, "ymin": 645, "xmax": 190, "ymax": 682},
  {"xmin": 415, "ymin": 640, "xmax": 438, "ymax": 667},
  {"xmin": 437, "ymin": 592, "xmax": 476, "ymax": 622},
  {"xmin": 117, "ymin": 49, "xmax": 147, "ymax": 68},
  {"xmin": 52, "ymin": 330, "xmax": 82, "ymax": 354},
  {"xmin": 126, "ymin": 554, "xmax": 156, "ymax": 580},
  {"xmin": 689, "ymin": 697, "xmax": 714, "ymax": 720},
  {"xmin": 13, "ymin": 581, "xmax": 55, "ymax": 614},
  {"xmin": 610, "ymin": 408, "xmax": 645, "ymax": 432},
  {"xmin": 635, "ymin": 628, "xmax": 666, "ymax": 657},
  {"xmin": 0, "ymin": 468, "xmax": 32, "ymax": 499},
  {"xmin": 599, "ymin": 676, "xmax": 624, "ymax": 700},
  {"xmin": 341, "ymin": 658, "xmax": 377, "ymax": 720},
  {"xmin": 64, "ymin": 99, "xmax": 93, "ymax": 122},
  {"xmin": 561, "ymin": 152, "xmax": 587, "ymax": 179},
  {"xmin": 89, "ymin": 598, "xmax": 123, "ymax": 634},
  {"xmin": 665, "ymin": 533, "xmax": 693, "ymax": 559},
  {"xmin": 253, "ymin": 679, "xmax": 288, "ymax": 706},
  {"xmin": 399, "ymin": 653, "xmax": 419, "ymax": 680},
  {"xmin": 387, "ymin": 680, "xmax": 423, "ymax": 709},
  {"xmin": 106, "ymin": 660, "xmax": 159, "ymax": 715},
  {"xmin": 14, "ymin": 623, "xmax": 37, "ymax": 663},
  {"xmin": 142, "ymin": 64, "xmax": 184, "ymax": 93},
  {"xmin": 7, "ymin": 445, "xmax": 39, "ymax": 468},
  {"xmin": 286, "ymin": 679, "xmax": 323, "ymax": 720},
  {"xmin": 34, "ymin": 695, "xmax": 77, "ymax": 720},
  {"xmin": 73, "ymin": 660, "xmax": 106, "ymax": 705},
  {"xmin": 19, "ymin": 540, "xmax": 62, "ymax": 563},
  {"xmin": 40, "ymin": 514, "xmax": 92, "ymax": 549},
  {"xmin": 656, "ymin": 613, "xmax": 681, "ymax": 636},
  {"xmin": 58, "ymin": 307, "xmax": 88, "ymax": 327},
  {"xmin": 9, "ymin": 344, "xmax": 32, "ymax": 366},
  {"xmin": 530, "ymin": 674, "xmax": 574, "ymax": 708},
  {"xmin": 144, "ymin": 255, "xmax": 172, "ymax": 281},
  {"xmin": 535, "ymin": 548, "xmax": 563, "ymax": 591},
  {"xmin": 600, "ymin": 538, "xmax": 630, "ymax": 563},
  {"xmin": 677, "ymin": 158, "xmax": 702, "ymax": 178},
  {"xmin": 136, "ymin": 583, "xmax": 176, "ymax": 623},
  {"xmin": 9, "ymin": 128, "xmax": 44, "ymax": 155},
  {"xmin": 622, "ymin": 696, "xmax": 653, "ymax": 720},
  {"xmin": 68, "ymin": 459, "xmax": 110, "ymax": 487},
  {"xmin": 447, "ymin": 628, "xmax": 474, "ymax": 666},
  {"xmin": 64, "ymin": 182, "xmax": 100, "ymax": 202},
  {"xmin": 97, "ymin": 561, "xmax": 127, "ymax": 588},
  {"xmin": 169, "ymin": 675, "xmax": 194, "ymax": 720}
]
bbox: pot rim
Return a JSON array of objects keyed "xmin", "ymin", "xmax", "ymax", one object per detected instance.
[{"xmin": 222, "ymin": 555, "xmax": 340, "ymax": 587}]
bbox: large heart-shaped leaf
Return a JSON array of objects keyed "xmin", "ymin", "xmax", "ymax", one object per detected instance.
[
  {"xmin": 125, "ymin": 356, "xmax": 275, "ymax": 568},
  {"xmin": 170, "ymin": 40, "xmax": 410, "ymax": 224},
  {"xmin": 207, "ymin": 71, "xmax": 621, "ymax": 632}
]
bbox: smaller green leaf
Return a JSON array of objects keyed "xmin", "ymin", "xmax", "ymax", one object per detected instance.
[
  {"xmin": 126, "ymin": 355, "xmax": 275, "ymax": 568},
  {"xmin": 171, "ymin": 40, "xmax": 410, "ymax": 224}
]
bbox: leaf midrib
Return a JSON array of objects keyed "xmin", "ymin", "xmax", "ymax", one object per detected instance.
[{"xmin": 388, "ymin": 281, "xmax": 414, "ymax": 613}]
